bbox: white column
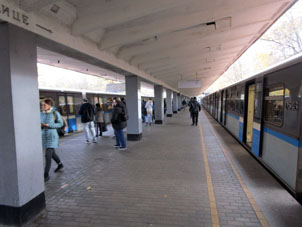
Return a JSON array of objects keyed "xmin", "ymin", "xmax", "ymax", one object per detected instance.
[
  {"xmin": 0, "ymin": 24, "xmax": 45, "ymax": 226},
  {"xmin": 166, "ymin": 89, "xmax": 173, "ymax": 117},
  {"xmin": 173, "ymin": 92, "xmax": 178, "ymax": 113},
  {"xmin": 154, "ymin": 85, "xmax": 164, "ymax": 124},
  {"xmin": 125, "ymin": 75, "xmax": 142, "ymax": 140}
]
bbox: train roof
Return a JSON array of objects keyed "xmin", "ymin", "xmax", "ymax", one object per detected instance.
[{"xmin": 39, "ymin": 87, "xmax": 125, "ymax": 96}]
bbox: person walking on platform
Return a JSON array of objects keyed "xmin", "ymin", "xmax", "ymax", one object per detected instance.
[
  {"xmin": 111, "ymin": 97, "xmax": 128, "ymax": 150},
  {"xmin": 142, "ymin": 99, "xmax": 147, "ymax": 123},
  {"xmin": 182, "ymin": 99, "xmax": 187, "ymax": 109},
  {"xmin": 145, "ymin": 98, "xmax": 153, "ymax": 126},
  {"xmin": 95, "ymin": 103, "xmax": 105, "ymax": 137},
  {"xmin": 188, "ymin": 97, "xmax": 194, "ymax": 118},
  {"xmin": 189, "ymin": 97, "xmax": 201, "ymax": 126},
  {"xmin": 79, "ymin": 98, "xmax": 97, "ymax": 144},
  {"xmin": 41, "ymin": 98, "xmax": 64, "ymax": 182}
]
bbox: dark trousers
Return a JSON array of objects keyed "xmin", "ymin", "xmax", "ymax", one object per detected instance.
[
  {"xmin": 45, "ymin": 148, "xmax": 61, "ymax": 175},
  {"xmin": 95, "ymin": 122, "xmax": 103, "ymax": 137},
  {"xmin": 192, "ymin": 112, "xmax": 199, "ymax": 125}
]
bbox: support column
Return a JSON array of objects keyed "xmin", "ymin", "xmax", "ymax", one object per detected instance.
[
  {"xmin": 173, "ymin": 92, "xmax": 178, "ymax": 113},
  {"xmin": 178, "ymin": 93, "xmax": 182, "ymax": 111},
  {"xmin": 166, "ymin": 89, "xmax": 173, "ymax": 117},
  {"xmin": 0, "ymin": 24, "xmax": 45, "ymax": 226},
  {"xmin": 154, "ymin": 85, "xmax": 164, "ymax": 124},
  {"xmin": 125, "ymin": 75, "xmax": 142, "ymax": 141}
]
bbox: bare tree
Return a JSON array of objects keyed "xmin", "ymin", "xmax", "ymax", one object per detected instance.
[{"xmin": 261, "ymin": 10, "xmax": 302, "ymax": 62}]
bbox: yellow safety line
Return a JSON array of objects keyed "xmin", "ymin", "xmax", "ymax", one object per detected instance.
[
  {"xmin": 202, "ymin": 111, "xmax": 269, "ymax": 227},
  {"xmin": 199, "ymin": 123, "xmax": 220, "ymax": 227}
]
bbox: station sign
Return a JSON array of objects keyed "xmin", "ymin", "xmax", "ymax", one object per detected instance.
[
  {"xmin": 0, "ymin": 2, "xmax": 30, "ymax": 26},
  {"xmin": 178, "ymin": 80, "xmax": 201, "ymax": 89}
]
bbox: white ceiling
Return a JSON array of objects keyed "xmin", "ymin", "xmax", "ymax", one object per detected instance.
[{"xmin": 14, "ymin": 0, "xmax": 297, "ymax": 96}]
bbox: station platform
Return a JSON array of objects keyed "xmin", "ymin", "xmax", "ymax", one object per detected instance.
[{"xmin": 25, "ymin": 109, "xmax": 302, "ymax": 227}]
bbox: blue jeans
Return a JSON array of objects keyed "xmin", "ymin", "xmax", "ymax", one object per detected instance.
[
  {"xmin": 114, "ymin": 128, "xmax": 126, "ymax": 148},
  {"xmin": 83, "ymin": 121, "xmax": 96, "ymax": 141},
  {"xmin": 145, "ymin": 114, "xmax": 152, "ymax": 124}
]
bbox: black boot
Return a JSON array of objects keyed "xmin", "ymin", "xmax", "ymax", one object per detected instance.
[{"xmin": 54, "ymin": 163, "xmax": 64, "ymax": 173}]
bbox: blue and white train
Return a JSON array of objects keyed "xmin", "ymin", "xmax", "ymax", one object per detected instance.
[
  {"xmin": 39, "ymin": 89, "xmax": 125, "ymax": 133},
  {"xmin": 203, "ymin": 54, "xmax": 302, "ymax": 202},
  {"xmin": 39, "ymin": 88, "xmax": 154, "ymax": 133}
]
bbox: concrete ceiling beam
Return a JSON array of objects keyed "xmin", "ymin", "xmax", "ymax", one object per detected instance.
[
  {"xmin": 98, "ymin": 0, "xmax": 285, "ymax": 50},
  {"xmin": 19, "ymin": 0, "xmax": 59, "ymax": 12},
  {"xmin": 71, "ymin": 0, "xmax": 189, "ymax": 36}
]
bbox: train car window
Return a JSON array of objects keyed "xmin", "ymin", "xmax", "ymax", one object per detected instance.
[
  {"xmin": 226, "ymin": 90, "xmax": 230, "ymax": 98},
  {"xmin": 99, "ymin": 97, "xmax": 103, "ymax": 104},
  {"xmin": 254, "ymin": 93, "xmax": 261, "ymax": 120},
  {"xmin": 58, "ymin": 95, "xmax": 67, "ymax": 115},
  {"xmin": 254, "ymin": 82, "xmax": 263, "ymax": 120},
  {"xmin": 67, "ymin": 96, "xmax": 74, "ymax": 114},
  {"xmin": 264, "ymin": 84, "xmax": 284, "ymax": 126},
  {"xmin": 238, "ymin": 90, "xmax": 244, "ymax": 114},
  {"xmin": 285, "ymin": 88, "xmax": 290, "ymax": 98},
  {"xmin": 267, "ymin": 85, "xmax": 284, "ymax": 96},
  {"xmin": 93, "ymin": 96, "xmax": 98, "ymax": 104},
  {"xmin": 299, "ymin": 83, "xmax": 302, "ymax": 98},
  {"xmin": 227, "ymin": 99, "xmax": 235, "ymax": 112}
]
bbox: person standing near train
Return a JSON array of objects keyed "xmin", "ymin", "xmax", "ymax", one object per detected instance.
[
  {"xmin": 141, "ymin": 99, "xmax": 147, "ymax": 123},
  {"xmin": 145, "ymin": 98, "xmax": 153, "ymax": 126},
  {"xmin": 111, "ymin": 97, "xmax": 128, "ymax": 150},
  {"xmin": 41, "ymin": 98, "xmax": 64, "ymax": 182},
  {"xmin": 79, "ymin": 98, "xmax": 97, "ymax": 144},
  {"xmin": 95, "ymin": 103, "xmax": 105, "ymax": 137}
]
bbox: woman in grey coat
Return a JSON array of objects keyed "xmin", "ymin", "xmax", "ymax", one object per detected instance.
[
  {"xmin": 41, "ymin": 98, "xmax": 64, "ymax": 182},
  {"xmin": 95, "ymin": 103, "xmax": 105, "ymax": 137}
]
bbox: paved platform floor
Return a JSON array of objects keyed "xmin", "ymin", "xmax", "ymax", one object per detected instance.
[{"xmin": 23, "ymin": 109, "xmax": 302, "ymax": 227}]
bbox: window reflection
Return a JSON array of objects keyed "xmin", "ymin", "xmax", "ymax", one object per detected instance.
[
  {"xmin": 58, "ymin": 96, "xmax": 67, "ymax": 116},
  {"xmin": 264, "ymin": 84, "xmax": 284, "ymax": 126}
]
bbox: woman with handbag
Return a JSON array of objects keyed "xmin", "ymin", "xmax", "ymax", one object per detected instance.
[
  {"xmin": 95, "ymin": 103, "xmax": 105, "ymax": 137},
  {"xmin": 41, "ymin": 98, "xmax": 64, "ymax": 182}
]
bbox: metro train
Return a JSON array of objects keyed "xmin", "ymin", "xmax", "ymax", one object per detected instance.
[
  {"xmin": 202, "ymin": 54, "xmax": 302, "ymax": 201},
  {"xmin": 39, "ymin": 89, "xmax": 155, "ymax": 134},
  {"xmin": 39, "ymin": 89, "xmax": 125, "ymax": 133}
]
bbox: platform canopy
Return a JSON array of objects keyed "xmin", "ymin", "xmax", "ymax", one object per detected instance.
[{"xmin": 4, "ymin": 0, "xmax": 297, "ymax": 96}]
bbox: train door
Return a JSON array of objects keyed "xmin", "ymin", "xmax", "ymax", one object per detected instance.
[
  {"xmin": 215, "ymin": 93, "xmax": 219, "ymax": 119},
  {"xmin": 218, "ymin": 91, "xmax": 222, "ymax": 122},
  {"xmin": 222, "ymin": 90, "xmax": 226, "ymax": 125},
  {"xmin": 66, "ymin": 94, "xmax": 75, "ymax": 132},
  {"xmin": 246, "ymin": 84, "xmax": 255, "ymax": 147},
  {"xmin": 213, "ymin": 94, "xmax": 216, "ymax": 118}
]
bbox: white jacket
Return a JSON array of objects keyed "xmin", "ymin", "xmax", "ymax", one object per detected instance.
[{"xmin": 145, "ymin": 101, "xmax": 153, "ymax": 113}]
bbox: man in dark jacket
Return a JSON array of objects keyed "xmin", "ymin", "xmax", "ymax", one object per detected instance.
[
  {"xmin": 111, "ymin": 97, "xmax": 128, "ymax": 150},
  {"xmin": 79, "ymin": 98, "xmax": 97, "ymax": 143},
  {"xmin": 189, "ymin": 97, "xmax": 201, "ymax": 126}
]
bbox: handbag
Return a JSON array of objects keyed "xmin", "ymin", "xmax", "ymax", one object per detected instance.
[{"xmin": 53, "ymin": 111, "xmax": 67, "ymax": 136}]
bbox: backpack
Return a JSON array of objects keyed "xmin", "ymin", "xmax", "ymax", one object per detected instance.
[
  {"xmin": 53, "ymin": 111, "xmax": 68, "ymax": 136},
  {"xmin": 191, "ymin": 102, "xmax": 200, "ymax": 113},
  {"xmin": 120, "ymin": 107, "xmax": 128, "ymax": 122}
]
